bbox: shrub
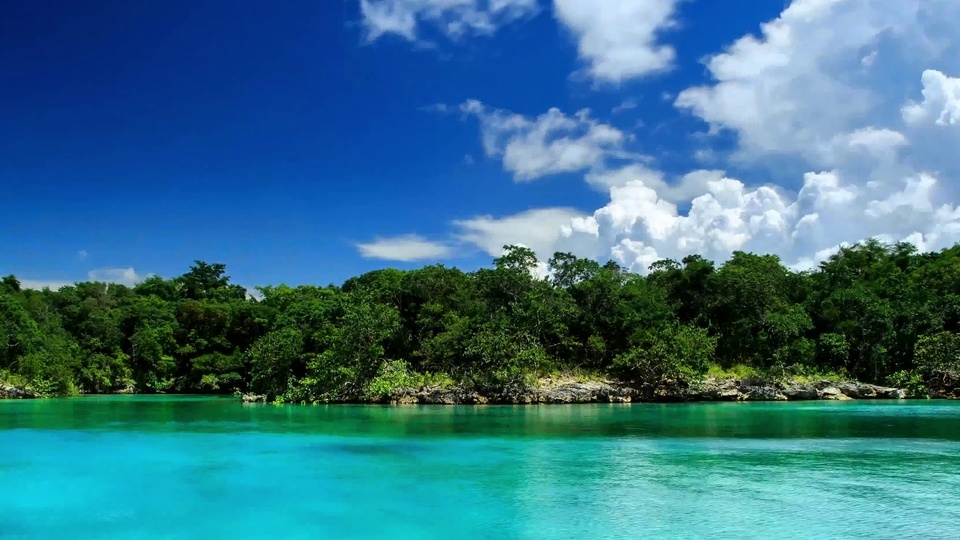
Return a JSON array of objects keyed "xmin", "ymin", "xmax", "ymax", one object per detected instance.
[
  {"xmin": 915, "ymin": 332, "xmax": 960, "ymax": 377},
  {"xmin": 612, "ymin": 324, "xmax": 716, "ymax": 384},
  {"xmin": 886, "ymin": 369, "xmax": 930, "ymax": 399},
  {"xmin": 363, "ymin": 360, "xmax": 416, "ymax": 399}
]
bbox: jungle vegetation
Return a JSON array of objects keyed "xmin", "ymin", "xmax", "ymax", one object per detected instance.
[{"xmin": 3, "ymin": 240, "xmax": 960, "ymax": 400}]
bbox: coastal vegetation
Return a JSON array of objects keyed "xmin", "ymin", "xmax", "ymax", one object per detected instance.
[{"xmin": 3, "ymin": 240, "xmax": 960, "ymax": 401}]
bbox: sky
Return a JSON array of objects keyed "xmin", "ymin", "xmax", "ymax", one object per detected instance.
[{"xmin": 3, "ymin": 0, "xmax": 960, "ymax": 290}]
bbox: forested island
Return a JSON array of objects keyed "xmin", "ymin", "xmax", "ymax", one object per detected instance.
[{"xmin": 3, "ymin": 240, "xmax": 960, "ymax": 403}]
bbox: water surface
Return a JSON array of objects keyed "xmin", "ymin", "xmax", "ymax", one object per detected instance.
[{"xmin": 2, "ymin": 398, "xmax": 959, "ymax": 539}]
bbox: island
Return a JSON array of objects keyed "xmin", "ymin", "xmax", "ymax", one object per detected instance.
[{"xmin": 3, "ymin": 240, "xmax": 960, "ymax": 404}]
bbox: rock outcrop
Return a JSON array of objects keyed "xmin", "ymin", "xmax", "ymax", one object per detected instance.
[
  {"xmin": 239, "ymin": 378, "xmax": 912, "ymax": 405},
  {"xmin": 370, "ymin": 377, "xmax": 909, "ymax": 405},
  {"xmin": 1, "ymin": 384, "xmax": 40, "ymax": 399},
  {"xmin": 927, "ymin": 373, "xmax": 960, "ymax": 400}
]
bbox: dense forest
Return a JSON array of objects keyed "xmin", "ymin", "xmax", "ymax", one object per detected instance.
[{"xmin": 3, "ymin": 240, "xmax": 960, "ymax": 401}]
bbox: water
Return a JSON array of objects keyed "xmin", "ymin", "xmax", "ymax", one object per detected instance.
[{"xmin": 2, "ymin": 398, "xmax": 959, "ymax": 539}]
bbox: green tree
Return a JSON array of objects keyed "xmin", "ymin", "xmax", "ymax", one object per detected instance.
[{"xmin": 612, "ymin": 324, "xmax": 716, "ymax": 384}]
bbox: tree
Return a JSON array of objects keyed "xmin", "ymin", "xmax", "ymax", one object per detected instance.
[
  {"xmin": 706, "ymin": 252, "xmax": 812, "ymax": 368},
  {"xmin": 915, "ymin": 332, "xmax": 960, "ymax": 377},
  {"xmin": 247, "ymin": 328, "xmax": 304, "ymax": 398},
  {"xmin": 177, "ymin": 261, "xmax": 245, "ymax": 301},
  {"xmin": 611, "ymin": 324, "xmax": 716, "ymax": 384},
  {"xmin": 303, "ymin": 292, "xmax": 401, "ymax": 399}
]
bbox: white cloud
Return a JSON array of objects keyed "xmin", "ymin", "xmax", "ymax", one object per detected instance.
[
  {"xmin": 584, "ymin": 165, "xmax": 716, "ymax": 201},
  {"xmin": 359, "ymin": 0, "xmax": 538, "ymax": 42},
  {"xmin": 674, "ymin": 0, "xmax": 960, "ymax": 165},
  {"xmin": 612, "ymin": 100, "xmax": 638, "ymax": 114},
  {"xmin": 245, "ymin": 287, "xmax": 265, "ymax": 301},
  {"xmin": 20, "ymin": 267, "xmax": 148, "ymax": 291},
  {"xmin": 902, "ymin": 69, "xmax": 960, "ymax": 127},
  {"xmin": 454, "ymin": 207, "xmax": 594, "ymax": 260},
  {"xmin": 369, "ymin": 0, "xmax": 960, "ymax": 273},
  {"xmin": 553, "ymin": 0, "xmax": 680, "ymax": 83},
  {"xmin": 87, "ymin": 268, "xmax": 147, "ymax": 286},
  {"xmin": 356, "ymin": 234, "xmax": 454, "ymax": 262},
  {"xmin": 560, "ymin": 0, "xmax": 958, "ymax": 271},
  {"xmin": 77, "ymin": 250, "xmax": 88, "ymax": 260},
  {"xmin": 460, "ymin": 99, "xmax": 630, "ymax": 181},
  {"xmin": 18, "ymin": 279, "xmax": 74, "ymax": 292},
  {"xmin": 558, "ymin": 166, "xmax": 960, "ymax": 273}
]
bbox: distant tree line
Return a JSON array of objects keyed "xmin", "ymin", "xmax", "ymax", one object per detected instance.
[{"xmin": 3, "ymin": 240, "xmax": 960, "ymax": 400}]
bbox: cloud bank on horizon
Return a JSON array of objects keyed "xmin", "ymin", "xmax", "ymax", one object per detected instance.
[{"xmin": 357, "ymin": 0, "xmax": 960, "ymax": 272}]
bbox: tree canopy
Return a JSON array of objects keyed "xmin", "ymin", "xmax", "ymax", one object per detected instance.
[{"xmin": 3, "ymin": 241, "xmax": 960, "ymax": 400}]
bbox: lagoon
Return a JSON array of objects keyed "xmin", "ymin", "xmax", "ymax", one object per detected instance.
[{"xmin": 2, "ymin": 397, "xmax": 959, "ymax": 539}]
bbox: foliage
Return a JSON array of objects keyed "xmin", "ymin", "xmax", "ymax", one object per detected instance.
[
  {"xmin": 914, "ymin": 332, "xmax": 960, "ymax": 377},
  {"xmin": 886, "ymin": 370, "xmax": 930, "ymax": 399},
  {"xmin": 4, "ymin": 240, "xmax": 960, "ymax": 398},
  {"xmin": 363, "ymin": 360, "xmax": 417, "ymax": 399},
  {"xmin": 705, "ymin": 363, "xmax": 761, "ymax": 381},
  {"xmin": 612, "ymin": 324, "xmax": 716, "ymax": 384}
]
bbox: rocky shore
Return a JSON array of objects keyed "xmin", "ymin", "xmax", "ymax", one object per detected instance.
[
  {"xmin": 1, "ymin": 384, "xmax": 40, "ymax": 399},
  {"xmin": 242, "ymin": 378, "xmax": 911, "ymax": 405},
  {"xmin": 928, "ymin": 373, "xmax": 960, "ymax": 399}
]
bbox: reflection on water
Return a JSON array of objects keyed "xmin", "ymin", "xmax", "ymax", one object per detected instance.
[{"xmin": 1, "ymin": 398, "xmax": 959, "ymax": 539}]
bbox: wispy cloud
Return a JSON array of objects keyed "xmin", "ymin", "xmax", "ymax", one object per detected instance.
[
  {"xmin": 20, "ymin": 267, "xmax": 150, "ymax": 291},
  {"xmin": 356, "ymin": 234, "xmax": 455, "ymax": 262}
]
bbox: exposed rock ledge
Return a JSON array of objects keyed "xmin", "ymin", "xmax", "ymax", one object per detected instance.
[
  {"xmin": 383, "ymin": 379, "xmax": 907, "ymax": 405},
  {"xmin": 1, "ymin": 384, "xmax": 40, "ymax": 399},
  {"xmin": 240, "ymin": 378, "xmax": 904, "ymax": 405}
]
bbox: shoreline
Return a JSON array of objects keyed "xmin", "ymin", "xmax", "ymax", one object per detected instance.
[
  {"xmin": 9, "ymin": 376, "xmax": 958, "ymax": 403},
  {"xmin": 241, "ymin": 377, "xmax": 916, "ymax": 405}
]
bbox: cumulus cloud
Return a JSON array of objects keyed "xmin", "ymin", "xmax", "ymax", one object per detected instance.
[
  {"xmin": 559, "ymin": 166, "xmax": 960, "ymax": 273},
  {"xmin": 87, "ymin": 268, "xmax": 147, "ymax": 286},
  {"xmin": 369, "ymin": 0, "xmax": 960, "ymax": 274},
  {"xmin": 356, "ymin": 234, "xmax": 454, "ymax": 262},
  {"xmin": 454, "ymin": 207, "xmax": 594, "ymax": 259},
  {"xmin": 584, "ymin": 165, "xmax": 716, "ymax": 201},
  {"xmin": 518, "ymin": 0, "xmax": 952, "ymax": 272},
  {"xmin": 460, "ymin": 99, "xmax": 630, "ymax": 181},
  {"xmin": 20, "ymin": 267, "xmax": 148, "ymax": 291},
  {"xmin": 553, "ymin": 0, "xmax": 680, "ymax": 83},
  {"xmin": 551, "ymin": 0, "xmax": 960, "ymax": 273},
  {"xmin": 18, "ymin": 279, "xmax": 74, "ymax": 292},
  {"xmin": 358, "ymin": 0, "xmax": 538, "ymax": 42},
  {"xmin": 902, "ymin": 69, "xmax": 960, "ymax": 127},
  {"xmin": 674, "ymin": 0, "xmax": 960, "ymax": 165}
]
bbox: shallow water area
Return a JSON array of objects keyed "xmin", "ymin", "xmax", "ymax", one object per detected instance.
[{"xmin": 2, "ymin": 397, "xmax": 959, "ymax": 539}]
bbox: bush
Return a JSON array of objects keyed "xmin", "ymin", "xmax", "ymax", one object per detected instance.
[
  {"xmin": 363, "ymin": 360, "xmax": 416, "ymax": 399},
  {"xmin": 705, "ymin": 363, "xmax": 760, "ymax": 381},
  {"xmin": 886, "ymin": 370, "xmax": 930, "ymax": 399},
  {"xmin": 915, "ymin": 332, "xmax": 960, "ymax": 377},
  {"xmin": 611, "ymin": 324, "xmax": 716, "ymax": 384}
]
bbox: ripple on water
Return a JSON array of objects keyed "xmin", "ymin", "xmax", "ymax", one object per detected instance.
[{"xmin": 1, "ymin": 398, "xmax": 959, "ymax": 539}]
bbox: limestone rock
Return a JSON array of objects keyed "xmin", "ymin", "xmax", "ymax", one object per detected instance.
[
  {"xmin": 701, "ymin": 378, "xmax": 741, "ymax": 401},
  {"xmin": 394, "ymin": 394, "xmax": 419, "ymax": 405},
  {"xmin": 740, "ymin": 384, "xmax": 787, "ymax": 401},
  {"xmin": 819, "ymin": 386, "xmax": 853, "ymax": 400},
  {"xmin": 926, "ymin": 373, "xmax": 960, "ymax": 399},
  {"xmin": 2, "ymin": 385, "xmax": 40, "ymax": 399},
  {"xmin": 539, "ymin": 382, "xmax": 602, "ymax": 403},
  {"xmin": 781, "ymin": 383, "xmax": 819, "ymax": 400}
]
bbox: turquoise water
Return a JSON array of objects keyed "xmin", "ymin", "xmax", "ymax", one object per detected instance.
[{"xmin": 2, "ymin": 398, "xmax": 960, "ymax": 539}]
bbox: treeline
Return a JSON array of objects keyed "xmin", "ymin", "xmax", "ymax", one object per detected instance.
[{"xmin": 3, "ymin": 240, "xmax": 960, "ymax": 401}]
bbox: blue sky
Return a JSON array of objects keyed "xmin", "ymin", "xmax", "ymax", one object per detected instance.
[{"xmin": 3, "ymin": 0, "xmax": 960, "ymax": 290}]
